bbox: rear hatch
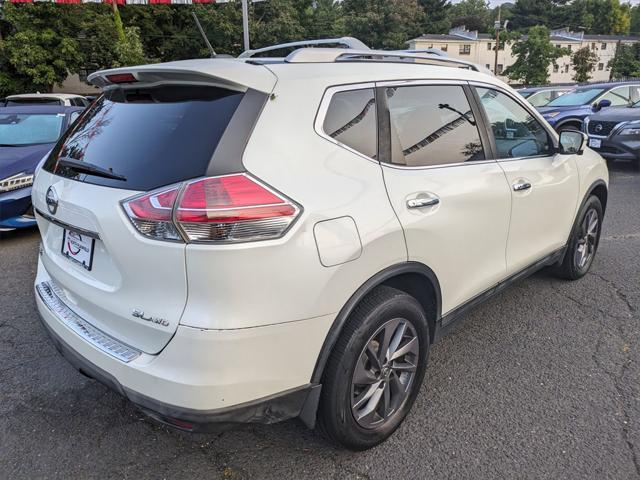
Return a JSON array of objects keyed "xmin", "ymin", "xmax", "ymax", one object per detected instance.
[{"xmin": 32, "ymin": 62, "xmax": 276, "ymax": 354}]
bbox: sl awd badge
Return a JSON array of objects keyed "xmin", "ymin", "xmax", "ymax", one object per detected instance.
[{"xmin": 132, "ymin": 309, "xmax": 170, "ymax": 327}]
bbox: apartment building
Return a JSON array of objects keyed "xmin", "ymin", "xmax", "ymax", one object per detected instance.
[{"xmin": 408, "ymin": 26, "xmax": 640, "ymax": 84}]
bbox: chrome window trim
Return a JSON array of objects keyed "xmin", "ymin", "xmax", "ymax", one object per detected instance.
[
  {"xmin": 35, "ymin": 208, "xmax": 100, "ymax": 239},
  {"xmin": 314, "ymin": 82, "xmax": 379, "ymax": 165}
]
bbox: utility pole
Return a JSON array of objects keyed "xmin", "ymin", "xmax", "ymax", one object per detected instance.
[
  {"xmin": 242, "ymin": 0, "xmax": 250, "ymax": 52},
  {"xmin": 493, "ymin": 6, "xmax": 501, "ymax": 76}
]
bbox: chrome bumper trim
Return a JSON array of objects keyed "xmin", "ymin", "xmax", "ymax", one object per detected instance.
[{"xmin": 36, "ymin": 281, "xmax": 140, "ymax": 363}]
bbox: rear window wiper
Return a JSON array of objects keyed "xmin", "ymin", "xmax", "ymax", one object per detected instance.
[{"xmin": 57, "ymin": 157, "xmax": 127, "ymax": 181}]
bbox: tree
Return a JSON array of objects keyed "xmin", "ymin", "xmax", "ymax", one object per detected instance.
[
  {"xmin": 505, "ymin": 25, "xmax": 568, "ymax": 85},
  {"xmin": 608, "ymin": 43, "xmax": 640, "ymax": 79},
  {"xmin": 113, "ymin": 26, "xmax": 147, "ymax": 67},
  {"xmin": 1, "ymin": 4, "xmax": 85, "ymax": 93},
  {"xmin": 342, "ymin": 0, "xmax": 425, "ymax": 50},
  {"xmin": 448, "ymin": 0, "xmax": 491, "ymax": 32},
  {"xmin": 571, "ymin": 46, "xmax": 598, "ymax": 82},
  {"xmin": 509, "ymin": 0, "xmax": 554, "ymax": 31},
  {"xmin": 419, "ymin": 0, "xmax": 451, "ymax": 34}
]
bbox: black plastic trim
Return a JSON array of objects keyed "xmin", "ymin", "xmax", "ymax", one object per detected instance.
[
  {"xmin": 38, "ymin": 310, "xmax": 316, "ymax": 432},
  {"xmin": 206, "ymin": 88, "xmax": 270, "ymax": 176},
  {"xmin": 310, "ymin": 262, "xmax": 442, "ymax": 384}
]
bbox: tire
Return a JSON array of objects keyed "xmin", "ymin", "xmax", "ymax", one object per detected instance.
[
  {"xmin": 318, "ymin": 286, "xmax": 430, "ymax": 450},
  {"xmin": 552, "ymin": 195, "xmax": 603, "ymax": 280}
]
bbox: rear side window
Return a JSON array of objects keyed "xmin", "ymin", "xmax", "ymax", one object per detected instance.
[
  {"xmin": 43, "ymin": 85, "xmax": 244, "ymax": 191},
  {"xmin": 386, "ymin": 85, "xmax": 485, "ymax": 166},
  {"xmin": 323, "ymin": 88, "xmax": 377, "ymax": 159}
]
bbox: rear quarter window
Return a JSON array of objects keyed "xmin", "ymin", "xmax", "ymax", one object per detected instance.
[{"xmin": 43, "ymin": 85, "xmax": 244, "ymax": 191}]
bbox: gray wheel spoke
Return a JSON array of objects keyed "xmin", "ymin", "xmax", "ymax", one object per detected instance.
[
  {"xmin": 355, "ymin": 384, "xmax": 385, "ymax": 421},
  {"xmin": 382, "ymin": 382, "xmax": 391, "ymax": 418},
  {"xmin": 378, "ymin": 319, "xmax": 399, "ymax": 365},
  {"xmin": 353, "ymin": 381, "xmax": 383, "ymax": 410},
  {"xmin": 364, "ymin": 344, "xmax": 381, "ymax": 371},
  {"xmin": 391, "ymin": 360, "xmax": 417, "ymax": 372},
  {"xmin": 386, "ymin": 321, "xmax": 407, "ymax": 362},
  {"xmin": 389, "ymin": 336, "xmax": 419, "ymax": 362}
]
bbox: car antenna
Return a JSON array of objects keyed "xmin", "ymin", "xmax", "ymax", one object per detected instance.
[{"xmin": 192, "ymin": 11, "xmax": 216, "ymax": 58}]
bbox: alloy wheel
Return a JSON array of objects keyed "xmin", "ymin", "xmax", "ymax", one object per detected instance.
[
  {"xmin": 350, "ymin": 318, "xmax": 419, "ymax": 429},
  {"xmin": 574, "ymin": 208, "xmax": 599, "ymax": 269}
]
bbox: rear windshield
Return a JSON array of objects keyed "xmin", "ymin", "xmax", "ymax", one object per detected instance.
[{"xmin": 43, "ymin": 85, "xmax": 244, "ymax": 191}]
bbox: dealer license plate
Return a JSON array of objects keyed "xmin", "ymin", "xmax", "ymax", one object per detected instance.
[{"xmin": 61, "ymin": 229, "xmax": 95, "ymax": 270}]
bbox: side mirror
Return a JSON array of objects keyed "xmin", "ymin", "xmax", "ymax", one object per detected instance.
[
  {"xmin": 594, "ymin": 99, "xmax": 612, "ymax": 111},
  {"xmin": 559, "ymin": 130, "xmax": 587, "ymax": 155}
]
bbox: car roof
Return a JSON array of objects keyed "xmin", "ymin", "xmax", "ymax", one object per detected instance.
[
  {"xmin": 6, "ymin": 93, "xmax": 86, "ymax": 99},
  {"xmin": 0, "ymin": 105, "xmax": 84, "ymax": 114},
  {"xmin": 89, "ymin": 52, "xmax": 501, "ymax": 93},
  {"xmin": 573, "ymin": 81, "xmax": 640, "ymax": 91}
]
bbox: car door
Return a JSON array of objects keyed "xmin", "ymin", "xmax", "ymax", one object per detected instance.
[
  {"xmin": 378, "ymin": 81, "xmax": 512, "ymax": 316},
  {"xmin": 472, "ymin": 85, "xmax": 581, "ymax": 275}
]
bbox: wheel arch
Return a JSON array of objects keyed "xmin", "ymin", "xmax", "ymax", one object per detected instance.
[
  {"xmin": 555, "ymin": 118, "xmax": 584, "ymax": 131},
  {"xmin": 310, "ymin": 262, "xmax": 442, "ymax": 385},
  {"xmin": 566, "ymin": 179, "xmax": 608, "ymax": 246}
]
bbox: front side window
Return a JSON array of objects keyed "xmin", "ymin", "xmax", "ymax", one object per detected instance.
[
  {"xmin": 528, "ymin": 91, "xmax": 553, "ymax": 107},
  {"xmin": 386, "ymin": 85, "xmax": 485, "ymax": 167},
  {"xmin": 323, "ymin": 88, "xmax": 377, "ymax": 159},
  {"xmin": 476, "ymin": 87, "xmax": 551, "ymax": 159},
  {"xmin": 0, "ymin": 113, "xmax": 65, "ymax": 146}
]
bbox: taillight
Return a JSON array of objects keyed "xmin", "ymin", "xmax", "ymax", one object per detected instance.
[
  {"xmin": 121, "ymin": 174, "xmax": 301, "ymax": 244},
  {"xmin": 122, "ymin": 186, "xmax": 182, "ymax": 241}
]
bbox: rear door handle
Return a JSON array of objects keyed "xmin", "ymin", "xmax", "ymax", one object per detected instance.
[
  {"xmin": 512, "ymin": 182, "xmax": 532, "ymax": 192},
  {"xmin": 407, "ymin": 197, "xmax": 440, "ymax": 209}
]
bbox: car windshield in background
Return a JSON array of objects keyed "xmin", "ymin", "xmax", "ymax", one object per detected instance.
[
  {"xmin": 546, "ymin": 88, "xmax": 605, "ymax": 107},
  {"xmin": 519, "ymin": 91, "xmax": 533, "ymax": 98},
  {"xmin": 6, "ymin": 98, "xmax": 63, "ymax": 106},
  {"xmin": 0, "ymin": 113, "xmax": 65, "ymax": 146},
  {"xmin": 43, "ymin": 85, "xmax": 244, "ymax": 191}
]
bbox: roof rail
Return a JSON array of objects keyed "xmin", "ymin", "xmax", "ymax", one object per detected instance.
[
  {"xmin": 239, "ymin": 37, "xmax": 369, "ymax": 59},
  {"xmin": 284, "ymin": 48, "xmax": 488, "ymax": 73}
]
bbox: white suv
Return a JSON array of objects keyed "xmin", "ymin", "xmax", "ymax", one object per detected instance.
[{"xmin": 32, "ymin": 48, "xmax": 608, "ymax": 450}]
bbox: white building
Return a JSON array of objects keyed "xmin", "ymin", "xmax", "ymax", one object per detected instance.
[{"xmin": 408, "ymin": 26, "xmax": 640, "ymax": 85}]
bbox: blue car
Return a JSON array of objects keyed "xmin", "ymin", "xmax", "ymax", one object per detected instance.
[
  {"xmin": 537, "ymin": 82, "xmax": 640, "ymax": 132},
  {"xmin": 0, "ymin": 105, "xmax": 83, "ymax": 231}
]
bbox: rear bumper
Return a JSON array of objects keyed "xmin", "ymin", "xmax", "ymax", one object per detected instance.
[
  {"xmin": 0, "ymin": 186, "xmax": 35, "ymax": 229},
  {"xmin": 34, "ymin": 257, "xmax": 330, "ymax": 431},
  {"xmin": 38, "ymin": 312, "xmax": 319, "ymax": 431}
]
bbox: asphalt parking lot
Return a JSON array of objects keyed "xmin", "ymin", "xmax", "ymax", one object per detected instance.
[{"xmin": 1, "ymin": 163, "xmax": 639, "ymax": 480}]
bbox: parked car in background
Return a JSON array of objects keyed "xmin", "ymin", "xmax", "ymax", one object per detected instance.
[
  {"xmin": 585, "ymin": 101, "xmax": 640, "ymax": 170},
  {"xmin": 517, "ymin": 86, "xmax": 571, "ymax": 107},
  {"xmin": 4, "ymin": 93, "xmax": 90, "ymax": 108},
  {"xmin": 536, "ymin": 82, "xmax": 640, "ymax": 132},
  {"xmin": 0, "ymin": 105, "xmax": 83, "ymax": 231}
]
